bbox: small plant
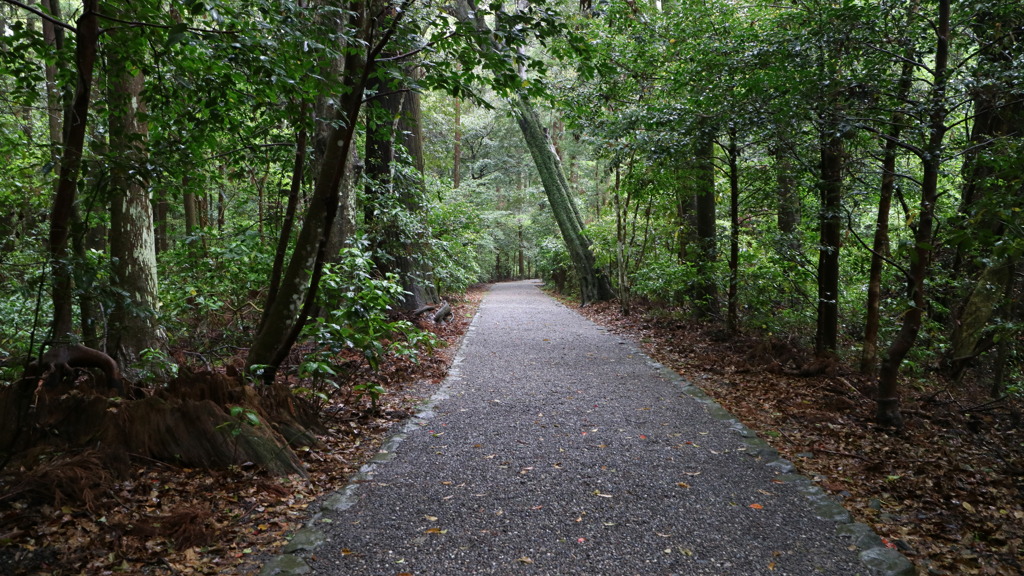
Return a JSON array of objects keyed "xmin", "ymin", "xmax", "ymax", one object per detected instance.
[
  {"xmin": 132, "ymin": 348, "xmax": 179, "ymax": 383},
  {"xmin": 218, "ymin": 405, "xmax": 261, "ymax": 438},
  {"xmin": 353, "ymin": 382, "xmax": 387, "ymax": 411},
  {"xmin": 299, "ymin": 240, "xmax": 439, "ymax": 412}
]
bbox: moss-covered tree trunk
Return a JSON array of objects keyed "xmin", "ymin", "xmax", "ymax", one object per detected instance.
[
  {"xmin": 107, "ymin": 11, "xmax": 164, "ymax": 369},
  {"xmin": 512, "ymin": 95, "xmax": 613, "ymax": 304},
  {"xmin": 948, "ymin": 3, "xmax": 1024, "ymax": 380},
  {"xmin": 453, "ymin": 0, "xmax": 612, "ymax": 304}
]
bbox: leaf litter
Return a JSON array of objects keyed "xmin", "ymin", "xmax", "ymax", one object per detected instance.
[
  {"xmin": 0, "ymin": 287, "xmax": 485, "ymax": 575},
  {"xmin": 572, "ymin": 297, "xmax": 1024, "ymax": 576}
]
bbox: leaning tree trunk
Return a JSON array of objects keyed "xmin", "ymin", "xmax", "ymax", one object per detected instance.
[
  {"xmin": 48, "ymin": 0, "xmax": 98, "ymax": 343},
  {"xmin": 512, "ymin": 95, "xmax": 613, "ymax": 304},
  {"xmin": 452, "ymin": 0, "xmax": 612, "ymax": 304},
  {"xmin": 876, "ymin": 0, "xmax": 950, "ymax": 428}
]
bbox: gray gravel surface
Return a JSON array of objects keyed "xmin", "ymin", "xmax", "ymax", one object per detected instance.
[{"xmin": 293, "ymin": 281, "xmax": 890, "ymax": 575}]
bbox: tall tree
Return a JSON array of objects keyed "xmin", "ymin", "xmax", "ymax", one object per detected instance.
[
  {"xmin": 106, "ymin": 1, "xmax": 164, "ymax": 367},
  {"xmin": 452, "ymin": 0, "xmax": 613, "ymax": 304},
  {"xmin": 364, "ymin": 64, "xmax": 440, "ymax": 310},
  {"xmin": 48, "ymin": 0, "xmax": 99, "ymax": 345},
  {"xmin": 876, "ymin": 0, "xmax": 953, "ymax": 427},
  {"xmin": 248, "ymin": 0, "xmax": 407, "ymax": 381}
]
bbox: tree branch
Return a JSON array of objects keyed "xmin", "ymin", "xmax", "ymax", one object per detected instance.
[{"xmin": 1, "ymin": 0, "xmax": 75, "ymax": 32}]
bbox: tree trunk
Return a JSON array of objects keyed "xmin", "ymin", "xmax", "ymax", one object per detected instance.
[
  {"xmin": 876, "ymin": 0, "xmax": 950, "ymax": 428},
  {"xmin": 364, "ymin": 67, "xmax": 439, "ymax": 311},
  {"xmin": 107, "ymin": 15, "xmax": 164, "ymax": 369},
  {"xmin": 40, "ymin": 0, "xmax": 63, "ymax": 168},
  {"xmin": 452, "ymin": 0, "xmax": 612, "ymax": 304},
  {"xmin": 613, "ymin": 164, "xmax": 631, "ymax": 315},
  {"xmin": 726, "ymin": 131, "xmax": 740, "ymax": 334},
  {"xmin": 512, "ymin": 95, "xmax": 613, "ymax": 304},
  {"xmin": 774, "ymin": 144, "xmax": 800, "ymax": 253},
  {"xmin": 815, "ymin": 118, "xmax": 844, "ymax": 355},
  {"xmin": 453, "ymin": 96, "xmax": 462, "ymax": 188},
  {"xmin": 862, "ymin": 42, "xmax": 916, "ymax": 375},
  {"xmin": 948, "ymin": 4, "xmax": 1024, "ymax": 378},
  {"xmin": 248, "ymin": 0, "xmax": 391, "ymax": 380},
  {"xmin": 49, "ymin": 1, "xmax": 99, "ymax": 342},
  {"xmin": 264, "ymin": 110, "xmax": 308, "ymax": 326},
  {"xmin": 693, "ymin": 132, "xmax": 719, "ymax": 318}
]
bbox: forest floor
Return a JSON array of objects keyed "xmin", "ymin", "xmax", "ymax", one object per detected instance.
[
  {"xmin": 0, "ymin": 287, "xmax": 486, "ymax": 576},
  {"xmin": 570, "ymin": 298, "xmax": 1024, "ymax": 576},
  {"xmin": 2, "ymin": 284, "xmax": 1021, "ymax": 575}
]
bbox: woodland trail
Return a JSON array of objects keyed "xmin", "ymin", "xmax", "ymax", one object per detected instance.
[{"xmin": 265, "ymin": 280, "xmax": 910, "ymax": 576}]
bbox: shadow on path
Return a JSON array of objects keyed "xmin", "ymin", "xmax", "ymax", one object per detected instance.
[{"xmin": 263, "ymin": 280, "xmax": 912, "ymax": 576}]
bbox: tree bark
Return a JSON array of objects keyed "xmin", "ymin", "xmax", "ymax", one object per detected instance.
[
  {"xmin": 876, "ymin": 0, "xmax": 950, "ymax": 427},
  {"xmin": 862, "ymin": 44, "xmax": 916, "ymax": 375},
  {"xmin": 815, "ymin": 118, "xmax": 844, "ymax": 355},
  {"xmin": 107, "ymin": 12, "xmax": 164, "ymax": 368},
  {"xmin": 49, "ymin": 0, "xmax": 99, "ymax": 342}
]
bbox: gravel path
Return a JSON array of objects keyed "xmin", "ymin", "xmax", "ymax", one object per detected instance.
[{"xmin": 265, "ymin": 280, "xmax": 911, "ymax": 576}]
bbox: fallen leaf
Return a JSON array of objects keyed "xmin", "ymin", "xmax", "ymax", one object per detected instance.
[
  {"xmin": 676, "ymin": 482, "xmax": 691, "ymax": 488},
  {"xmin": 425, "ymin": 515, "xmax": 438, "ymax": 522},
  {"xmin": 517, "ymin": 556, "xmax": 534, "ymax": 564},
  {"xmin": 424, "ymin": 527, "xmax": 446, "ymax": 534},
  {"xmin": 749, "ymin": 503, "xmax": 764, "ymax": 509}
]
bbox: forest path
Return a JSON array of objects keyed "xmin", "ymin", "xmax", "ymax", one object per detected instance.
[{"xmin": 270, "ymin": 280, "xmax": 906, "ymax": 576}]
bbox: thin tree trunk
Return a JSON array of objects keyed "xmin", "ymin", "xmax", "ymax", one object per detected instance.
[
  {"xmin": 264, "ymin": 107, "xmax": 308, "ymax": 325},
  {"xmin": 453, "ymin": 96, "xmax": 462, "ymax": 188},
  {"xmin": 49, "ymin": 1, "xmax": 98, "ymax": 342},
  {"xmin": 877, "ymin": 0, "xmax": 950, "ymax": 428},
  {"xmin": 815, "ymin": 118, "xmax": 844, "ymax": 355},
  {"xmin": 726, "ymin": 131, "xmax": 740, "ymax": 334},
  {"xmin": 40, "ymin": 0, "xmax": 63, "ymax": 167},
  {"xmin": 862, "ymin": 44, "xmax": 916, "ymax": 375}
]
